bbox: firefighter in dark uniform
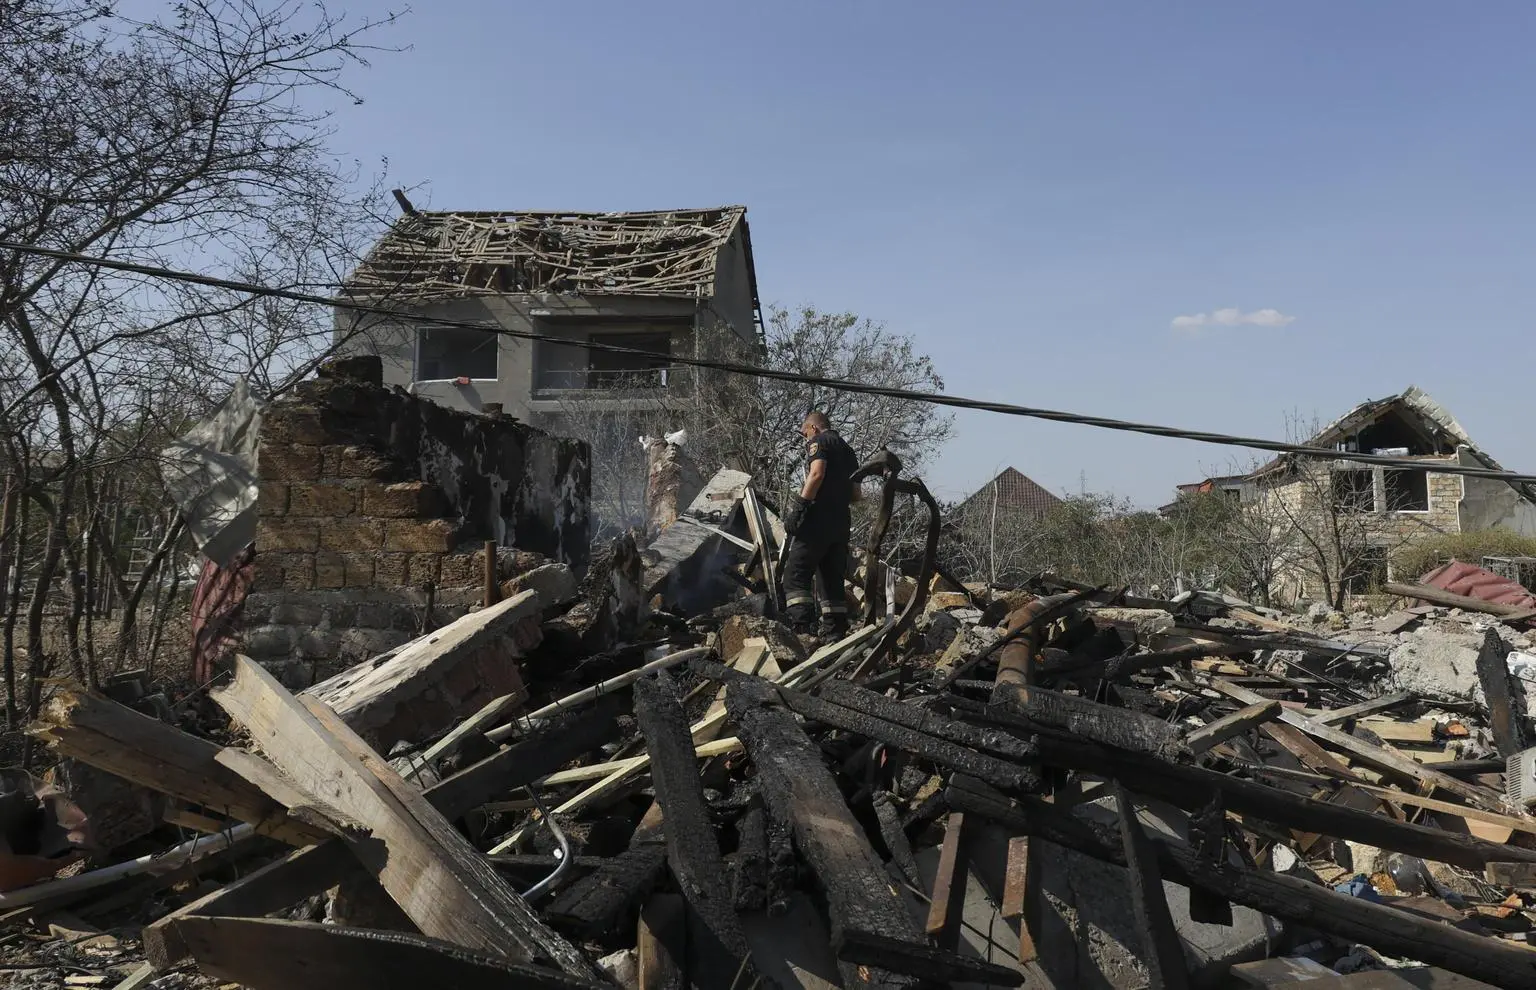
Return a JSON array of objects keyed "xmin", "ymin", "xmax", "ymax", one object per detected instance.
[{"xmin": 782, "ymin": 410, "xmax": 859, "ymax": 639}]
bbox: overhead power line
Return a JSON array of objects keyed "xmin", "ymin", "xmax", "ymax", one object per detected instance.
[{"xmin": 5, "ymin": 238, "xmax": 1536, "ymax": 488}]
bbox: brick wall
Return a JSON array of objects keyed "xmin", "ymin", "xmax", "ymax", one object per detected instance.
[{"xmin": 243, "ymin": 356, "xmax": 590, "ymax": 687}]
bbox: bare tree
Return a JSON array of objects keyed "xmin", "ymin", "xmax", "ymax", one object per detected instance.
[{"xmin": 0, "ymin": 0, "xmax": 402, "ymax": 719}]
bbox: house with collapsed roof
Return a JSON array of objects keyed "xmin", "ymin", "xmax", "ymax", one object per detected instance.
[
  {"xmin": 1237, "ymin": 386, "xmax": 1536, "ymax": 602},
  {"xmin": 333, "ymin": 202, "xmax": 763, "ymax": 425}
]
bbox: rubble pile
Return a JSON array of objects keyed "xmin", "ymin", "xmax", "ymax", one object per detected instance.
[{"xmin": 7, "ymin": 458, "xmax": 1536, "ymax": 989}]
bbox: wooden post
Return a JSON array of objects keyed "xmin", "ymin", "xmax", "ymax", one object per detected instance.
[
  {"xmin": 483, "ymin": 539, "xmax": 499, "ymax": 609},
  {"xmin": 633, "ymin": 671, "xmax": 753, "ymax": 980},
  {"xmin": 1112, "ymin": 781, "xmax": 1190, "ymax": 990},
  {"xmin": 924, "ymin": 813, "xmax": 969, "ymax": 952}
]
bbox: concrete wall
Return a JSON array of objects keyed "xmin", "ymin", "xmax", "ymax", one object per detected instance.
[
  {"xmin": 244, "ymin": 356, "xmax": 589, "ymax": 686},
  {"xmin": 1457, "ymin": 447, "xmax": 1536, "ymax": 536},
  {"xmin": 334, "ymin": 292, "xmax": 745, "ymax": 423},
  {"xmin": 711, "ymin": 230, "xmax": 759, "ymax": 344}
]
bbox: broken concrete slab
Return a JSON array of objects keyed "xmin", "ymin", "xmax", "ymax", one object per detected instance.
[{"xmin": 1032, "ymin": 795, "xmax": 1283, "ymax": 989}]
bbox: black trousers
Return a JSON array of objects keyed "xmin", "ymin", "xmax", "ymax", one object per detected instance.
[{"xmin": 782, "ymin": 527, "xmax": 848, "ymax": 634}]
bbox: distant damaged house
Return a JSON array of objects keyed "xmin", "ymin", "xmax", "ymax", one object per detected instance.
[
  {"xmin": 1243, "ymin": 386, "xmax": 1536, "ymax": 602},
  {"xmin": 335, "ymin": 204, "xmax": 763, "ymax": 426}
]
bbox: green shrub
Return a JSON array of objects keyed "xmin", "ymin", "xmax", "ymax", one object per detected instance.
[{"xmin": 1391, "ymin": 530, "xmax": 1536, "ymax": 582}]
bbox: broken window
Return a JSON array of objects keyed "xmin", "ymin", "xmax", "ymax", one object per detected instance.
[
  {"xmin": 416, "ymin": 326, "xmax": 498, "ymax": 381},
  {"xmin": 587, "ymin": 331, "xmax": 671, "ymax": 389},
  {"xmin": 1383, "ymin": 469, "xmax": 1429, "ymax": 512},
  {"xmin": 1331, "ymin": 469, "xmax": 1374, "ymax": 514},
  {"xmin": 1342, "ymin": 545, "xmax": 1389, "ymax": 595},
  {"xmin": 535, "ymin": 329, "xmax": 673, "ymax": 391}
]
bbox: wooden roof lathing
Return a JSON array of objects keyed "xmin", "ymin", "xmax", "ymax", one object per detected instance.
[{"xmin": 346, "ymin": 206, "xmax": 749, "ymax": 300}]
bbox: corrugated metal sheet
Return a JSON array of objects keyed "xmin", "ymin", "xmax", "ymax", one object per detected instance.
[{"xmin": 1420, "ymin": 560, "xmax": 1536, "ymax": 609}]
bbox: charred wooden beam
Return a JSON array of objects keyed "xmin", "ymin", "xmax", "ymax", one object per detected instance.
[
  {"xmin": 545, "ymin": 841, "xmax": 668, "ymax": 945},
  {"xmin": 1113, "ymin": 781, "xmax": 1190, "ymax": 990},
  {"xmin": 1477, "ymin": 627, "xmax": 1527, "ymax": 758},
  {"xmin": 817, "ymin": 677, "xmax": 1037, "ymax": 762},
  {"xmin": 836, "ymin": 929, "xmax": 1025, "ymax": 988},
  {"xmin": 946, "ymin": 777, "xmax": 1536, "ymax": 990},
  {"xmin": 726, "ymin": 798, "xmax": 773, "ymax": 912},
  {"xmin": 428, "ymin": 689, "xmax": 631, "ymax": 821},
  {"xmin": 632, "ymin": 671, "xmax": 754, "ymax": 979},
  {"xmin": 170, "ymin": 916, "xmax": 603, "ymax": 990},
  {"xmin": 144, "ymin": 842, "xmax": 361, "ymax": 968},
  {"xmin": 699, "ymin": 660, "xmax": 1037, "ymax": 791},
  {"xmin": 728, "ymin": 676, "xmax": 923, "ymax": 989},
  {"xmin": 872, "ymin": 792, "xmax": 921, "ymax": 887},
  {"xmin": 990, "ymin": 682, "xmax": 1189, "ymax": 761},
  {"xmin": 1185, "ymin": 701, "xmax": 1280, "ymax": 754},
  {"xmin": 1001, "ymin": 724, "xmax": 1534, "ymax": 871}
]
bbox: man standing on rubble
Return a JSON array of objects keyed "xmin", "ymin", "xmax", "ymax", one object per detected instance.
[{"xmin": 782, "ymin": 410, "xmax": 859, "ymax": 641}]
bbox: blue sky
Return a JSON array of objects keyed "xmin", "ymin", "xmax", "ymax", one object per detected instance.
[{"xmin": 315, "ymin": 2, "xmax": 1535, "ymax": 504}]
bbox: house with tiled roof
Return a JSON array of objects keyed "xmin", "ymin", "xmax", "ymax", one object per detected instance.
[{"xmin": 952, "ymin": 467, "xmax": 1062, "ymax": 527}]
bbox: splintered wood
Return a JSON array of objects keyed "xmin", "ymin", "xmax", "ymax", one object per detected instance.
[{"xmin": 20, "ymin": 554, "xmax": 1536, "ymax": 990}]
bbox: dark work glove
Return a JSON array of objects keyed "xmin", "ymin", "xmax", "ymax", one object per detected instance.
[{"xmin": 783, "ymin": 495, "xmax": 809, "ymax": 537}]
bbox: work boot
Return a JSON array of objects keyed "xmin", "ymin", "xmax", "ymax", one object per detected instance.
[{"xmin": 818, "ymin": 617, "xmax": 849, "ymax": 643}]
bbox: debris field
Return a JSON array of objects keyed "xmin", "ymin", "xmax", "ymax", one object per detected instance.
[{"xmin": 7, "ymin": 438, "xmax": 1536, "ymax": 989}]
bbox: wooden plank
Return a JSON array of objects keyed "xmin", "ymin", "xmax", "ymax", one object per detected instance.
[
  {"xmin": 632, "ymin": 670, "xmax": 753, "ymax": 977},
  {"xmin": 428, "ymin": 688, "xmax": 631, "ymax": 821},
  {"xmin": 305, "ymin": 590, "xmax": 537, "ymax": 752},
  {"xmin": 1349, "ymin": 783, "xmax": 1536, "ymax": 836},
  {"xmin": 1113, "ymin": 781, "xmax": 1190, "ymax": 990},
  {"xmin": 1356, "ymin": 719, "xmax": 1438, "ymax": 746},
  {"xmin": 727, "ymin": 677, "xmax": 923, "ymax": 989},
  {"xmin": 637, "ymin": 893, "xmax": 688, "ymax": 990},
  {"xmin": 29, "ymin": 688, "xmax": 331, "ymax": 845},
  {"xmin": 1314, "ymin": 691, "xmax": 1417, "ymax": 726},
  {"xmin": 742, "ymin": 486, "xmax": 779, "ymax": 603},
  {"xmin": 924, "ymin": 813, "xmax": 968, "ymax": 950},
  {"xmin": 492, "ymin": 625, "xmax": 881, "ymax": 854},
  {"xmin": 695, "ymin": 641, "xmax": 769, "ymax": 745},
  {"xmin": 1476, "ymin": 628, "xmax": 1526, "ymax": 758},
  {"xmin": 144, "ymin": 841, "xmax": 359, "ymax": 968},
  {"xmin": 170, "ymin": 916, "xmax": 602, "ymax": 990},
  {"xmin": 1001, "ymin": 836, "xmax": 1029, "ymax": 920},
  {"xmin": 211, "ymin": 655, "xmax": 599, "ymax": 979},
  {"xmin": 1186, "ymin": 700, "xmax": 1280, "ymax": 754},
  {"xmin": 947, "ymin": 777, "xmax": 1536, "ymax": 990},
  {"xmin": 1022, "ymin": 729, "xmax": 1533, "ymax": 872},
  {"xmin": 1385, "ymin": 581, "xmax": 1536, "ymax": 621},
  {"xmin": 1002, "ymin": 835, "xmax": 1039, "ymax": 964},
  {"xmin": 1210, "ymin": 679, "xmax": 1505, "ymax": 811}
]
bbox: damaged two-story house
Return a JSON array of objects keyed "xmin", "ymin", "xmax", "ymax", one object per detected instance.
[
  {"xmin": 1243, "ymin": 386, "xmax": 1536, "ymax": 603},
  {"xmin": 334, "ymin": 203, "xmax": 764, "ymax": 425}
]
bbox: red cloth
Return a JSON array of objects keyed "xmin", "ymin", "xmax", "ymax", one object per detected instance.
[{"xmin": 189, "ymin": 543, "xmax": 255, "ymax": 684}]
